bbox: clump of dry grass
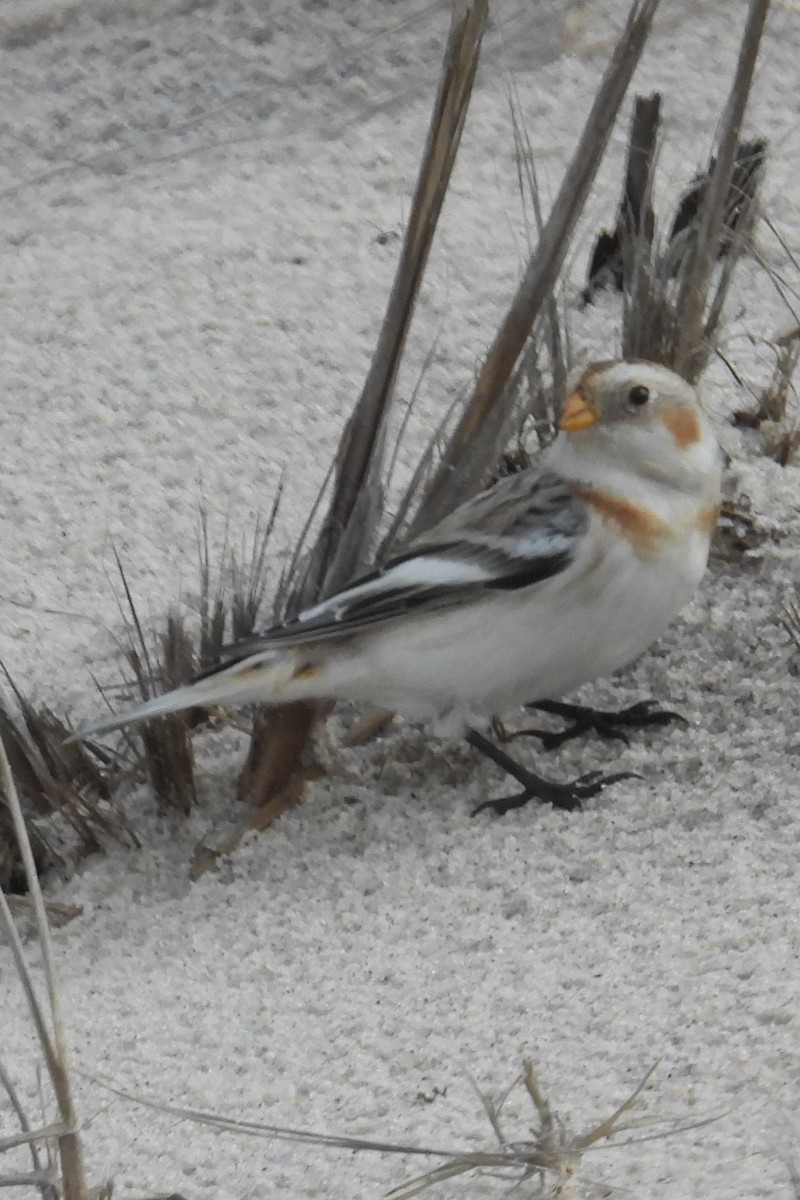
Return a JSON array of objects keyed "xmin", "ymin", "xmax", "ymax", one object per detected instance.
[
  {"xmin": 580, "ymin": 0, "xmax": 770, "ymax": 387},
  {"xmin": 0, "ymin": 668, "xmax": 135, "ymax": 893},
  {"xmin": 712, "ymin": 497, "xmax": 783, "ymax": 564},
  {"xmin": 104, "ymin": 556, "xmax": 199, "ymax": 817},
  {"xmin": 733, "ymin": 325, "xmax": 800, "ymax": 464},
  {"xmin": 83, "ymin": 499, "xmax": 284, "ymax": 821},
  {"xmin": 585, "ymin": 106, "xmax": 767, "ymax": 379},
  {"xmin": 0, "ymin": 490, "xmax": 285, "ymax": 890},
  {"xmin": 667, "ymin": 138, "xmax": 767, "ymax": 270}
]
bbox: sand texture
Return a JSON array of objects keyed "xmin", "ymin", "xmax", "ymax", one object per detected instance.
[{"xmin": 1, "ymin": 1, "xmax": 799, "ymax": 1196}]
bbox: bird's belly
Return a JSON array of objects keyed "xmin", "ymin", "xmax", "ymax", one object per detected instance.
[{"xmin": 327, "ymin": 530, "xmax": 709, "ymax": 726}]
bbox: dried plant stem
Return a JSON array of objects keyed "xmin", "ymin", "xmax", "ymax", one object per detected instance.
[
  {"xmin": 243, "ymin": 0, "xmax": 488, "ymax": 813},
  {"xmin": 0, "ymin": 733, "xmax": 86, "ymax": 1200},
  {"xmin": 305, "ymin": 0, "xmax": 489, "ymax": 601},
  {"xmin": 0, "ymin": 1121, "xmax": 69, "ymax": 1154},
  {"xmin": 410, "ymin": 0, "xmax": 661, "ymax": 535},
  {"xmin": 621, "ymin": 94, "xmax": 660, "ymax": 245},
  {"xmin": 673, "ymin": 0, "xmax": 771, "ymax": 379},
  {"xmin": 509, "ymin": 89, "xmax": 568, "ymax": 420},
  {"xmin": 584, "ymin": 91, "xmax": 660, "ymax": 303},
  {"xmin": 89, "ymin": 1059, "xmax": 714, "ymax": 1200},
  {"xmin": 192, "ymin": 705, "xmax": 326, "ymax": 879},
  {"xmin": 0, "ymin": 1057, "xmax": 58, "ymax": 1199}
]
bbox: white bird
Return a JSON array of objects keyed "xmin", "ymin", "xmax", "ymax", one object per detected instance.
[{"xmin": 79, "ymin": 360, "xmax": 721, "ymax": 813}]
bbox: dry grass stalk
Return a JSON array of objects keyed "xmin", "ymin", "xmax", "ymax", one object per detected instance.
[
  {"xmin": 198, "ymin": 498, "xmax": 283, "ymax": 665},
  {"xmin": 0, "ymin": 733, "xmax": 89, "ymax": 1200},
  {"xmin": 508, "ymin": 90, "xmax": 569, "ymax": 438},
  {"xmin": 684, "ymin": 137, "xmax": 766, "ymax": 357},
  {"xmin": 106, "ymin": 556, "xmax": 198, "ymax": 817},
  {"xmin": 672, "ymin": 0, "xmax": 771, "ymax": 380},
  {"xmin": 240, "ymin": 0, "xmax": 489, "ymax": 815},
  {"xmin": 408, "ymin": 0, "xmax": 660, "ymax": 538},
  {"xmin": 92, "ymin": 1058, "xmax": 715, "ymax": 1199},
  {"xmin": 0, "ymin": 1056, "xmax": 59, "ymax": 1198},
  {"xmin": 584, "ymin": 91, "xmax": 661, "ymax": 303},
  {"xmin": 754, "ymin": 215, "xmax": 800, "ymax": 324},
  {"xmin": 340, "ymin": 707, "xmax": 395, "ymax": 747},
  {"xmin": 303, "ymin": 0, "xmax": 489, "ymax": 600}
]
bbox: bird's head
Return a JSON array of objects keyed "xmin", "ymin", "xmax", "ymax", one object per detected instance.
[{"xmin": 555, "ymin": 359, "xmax": 719, "ymax": 493}]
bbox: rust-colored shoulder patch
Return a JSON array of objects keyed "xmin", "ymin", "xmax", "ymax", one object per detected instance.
[
  {"xmin": 233, "ymin": 658, "xmax": 322, "ymax": 693},
  {"xmin": 575, "ymin": 487, "xmax": 672, "ymax": 560},
  {"xmin": 232, "ymin": 663, "xmax": 267, "ymax": 682},
  {"xmin": 292, "ymin": 661, "xmax": 322, "ymax": 682},
  {"xmin": 695, "ymin": 502, "xmax": 721, "ymax": 537},
  {"xmin": 661, "ymin": 403, "xmax": 702, "ymax": 448}
]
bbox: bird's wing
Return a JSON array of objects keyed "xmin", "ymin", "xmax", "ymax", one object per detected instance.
[{"xmin": 205, "ymin": 469, "xmax": 588, "ymax": 671}]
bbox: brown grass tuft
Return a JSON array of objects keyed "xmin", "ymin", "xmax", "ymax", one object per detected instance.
[
  {"xmin": 733, "ymin": 326, "xmax": 800, "ymax": 463},
  {"xmin": 0, "ymin": 667, "xmax": 135, "ymax": 891}
]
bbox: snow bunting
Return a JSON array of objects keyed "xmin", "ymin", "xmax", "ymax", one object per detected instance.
[{"xmin": 79, "ymin": 360, "xmax": 721, "ymax": 813}]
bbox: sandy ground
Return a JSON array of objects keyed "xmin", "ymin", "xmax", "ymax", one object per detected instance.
[{"xmin": 1, "ymin": 0, "xmax": 800, "ymax": 1196}]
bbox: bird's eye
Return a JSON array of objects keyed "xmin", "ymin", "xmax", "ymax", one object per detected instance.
[{"xmin": 627, "ymin": 385, "xmax": 650, "ymax": 408}]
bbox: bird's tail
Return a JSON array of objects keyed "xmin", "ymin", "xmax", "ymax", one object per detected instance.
[{"xmin": 74, "ymin": 648, "xmax": 313, "ymax": 740}]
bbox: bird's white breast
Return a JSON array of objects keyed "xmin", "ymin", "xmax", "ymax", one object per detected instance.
[{"xmin": 314, "ymin": 499, "xmax": 713, "ymax": 732}]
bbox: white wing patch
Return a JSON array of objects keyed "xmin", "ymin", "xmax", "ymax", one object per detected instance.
[
  {"xmin": 202, "ymin": 468, "xmax": 588, "ymax": 667},
  {"xmin": 298, "ymin": 555, "xmax": 493, "ymax": 625},
  {"xmin": 513, "ymin": 532, "xmax": 574, "ymax": 559}
]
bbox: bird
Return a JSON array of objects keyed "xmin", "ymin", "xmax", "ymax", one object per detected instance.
[{"xmin": 77, "ymin": 359, "xmax": 721, "ymax": 814}]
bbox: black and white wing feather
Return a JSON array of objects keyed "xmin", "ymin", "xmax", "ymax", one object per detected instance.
[{"xmin": 207, "ymin": 469, "xmax": 587, "ymax": 670}]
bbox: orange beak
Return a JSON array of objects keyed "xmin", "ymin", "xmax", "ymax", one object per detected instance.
[{"xmin": 558, "ymin": 391, "xmax": 598, "ymax": 432}]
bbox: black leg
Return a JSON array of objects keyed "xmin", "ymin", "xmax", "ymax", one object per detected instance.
[
  {"xmin": 466, "ymin": 728, "xmax": 636, "ymax": 817},
  {"xmin": 506, "ymin": 698, "xmax": 686, "ymax": 751}
]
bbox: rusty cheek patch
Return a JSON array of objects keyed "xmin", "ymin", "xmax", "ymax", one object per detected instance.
[
  {"xmin": 695, "ymin": 503, "xmax": 721, "ymax": 536},
  {"xmin": 661, "ymin": 404, "xmax": 701, "ymax": 448},
  {"xmin": 576, "ymin": 488, "xmax": 672, "ymax": 560}
]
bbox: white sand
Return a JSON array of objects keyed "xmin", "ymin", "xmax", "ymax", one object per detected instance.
[{"xmin": 1, "ymin": 1, "xmax": 799, "ymax": 1196}]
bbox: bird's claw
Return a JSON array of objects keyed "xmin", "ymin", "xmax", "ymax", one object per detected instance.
[
  {"xmin": 512, "ymin": 698, "xmax": 686, "ymax": 751},
  {"xmin": 472, "ymin": 769, "xmax": 639, "ymax": 817}
]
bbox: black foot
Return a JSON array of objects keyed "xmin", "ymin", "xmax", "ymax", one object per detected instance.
[
  {"xmin": 472, "ymin": 770, "xmax": 636, "ymax": 817},
  {"xmin": 465, "ymin": 728, "xmax": 637, "ymax": 817},
  {"xmin": 509, "ymin": 699, "xmax": 686, "ymax": 751}
]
